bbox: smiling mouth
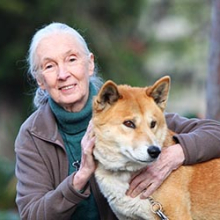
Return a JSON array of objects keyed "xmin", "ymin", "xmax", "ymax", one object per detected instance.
[{"xmin": 59, "ymin": 84, "xmax": 76, "ymax": 90}]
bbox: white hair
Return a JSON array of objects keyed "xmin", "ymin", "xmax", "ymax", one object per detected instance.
[{"xmin": 27, "ymin": 22, "xmax": 102, "ymax": 108}]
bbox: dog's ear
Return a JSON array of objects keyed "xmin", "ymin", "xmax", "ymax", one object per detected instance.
[
  {"xmin": 94, "ymin": 80, "xmax": 121, "ymax": 111},
  {"xmin": 146, "ymin": 76, "xmax": 170, "ymax": 111}
]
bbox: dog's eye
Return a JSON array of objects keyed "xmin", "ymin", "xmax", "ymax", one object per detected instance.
[
  {"xmin": 123, "ymin": 120, "xmax": 136, "ymax": 129},
  {"xmin": 150, "ymin": 120, "xmax": 156, "ymax": 129}
]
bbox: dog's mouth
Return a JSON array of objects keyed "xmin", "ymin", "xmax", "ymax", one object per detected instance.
[
  {"xmin": 137, "ymin": 158, "xmax": 156, "ymax": 163},
  {"xmin": 124, "ymin": 152, "xmax": 158, "ymax": 165},
  {"xmin": 122, "ymin": 145, "xmax": 161, "ymax": 164}
]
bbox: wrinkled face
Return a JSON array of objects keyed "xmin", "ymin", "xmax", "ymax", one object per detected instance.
[
  {"xmin": 93, "ymin": 85, "xmax": 168, "ymax": 171},
  {"xmin": 36, "ymin": 32, "xmax": 94, "ymax": 112}
]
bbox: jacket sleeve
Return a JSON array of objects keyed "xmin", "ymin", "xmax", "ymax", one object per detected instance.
[
  {"xmin": 15, "ymin": 124, "xmax": 90, "ymax": 220},
  {"xmin": 165, "ymin": 113, "xmax": 220, "ymax": 165}
]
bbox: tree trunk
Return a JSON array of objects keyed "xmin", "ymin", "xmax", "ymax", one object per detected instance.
[{"xmin": 206, "ymin": 0, "xmax": 220, "ymax": 120}]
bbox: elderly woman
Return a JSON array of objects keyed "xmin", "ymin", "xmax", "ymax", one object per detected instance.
[{"xmin": 15, "ymin": 22, "xmax": 220, "ymax": 220}]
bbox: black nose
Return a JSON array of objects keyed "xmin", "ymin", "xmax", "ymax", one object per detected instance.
[{"xmin": 147, "ymin": 146, "xmax": 161, "ymax": 159}]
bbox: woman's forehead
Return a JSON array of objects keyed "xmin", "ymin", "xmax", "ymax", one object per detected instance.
[
  {"xmin": 36, "ymin": 32, "xmax": 87, "ymax": 59},
  {"xmin": 40, "ymin": 32, "xmax": 84, "ymax": 49}
]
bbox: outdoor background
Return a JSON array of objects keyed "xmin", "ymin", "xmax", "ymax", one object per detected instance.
[{"xmin": 0, "ymin": 0, "xmax": 219, "ymax": 219}]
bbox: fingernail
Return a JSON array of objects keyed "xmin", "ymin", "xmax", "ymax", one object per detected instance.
[
  {"xmin": 140, "ymin": 192, "xmax": 149, "ymax": 200},
  {"xmin": 140, "ymin": 195, "xmax": 147, "ymax": 200},
  {"xmin": 130, "ymin": 192, "xmax": 136, "ymax": 198}
]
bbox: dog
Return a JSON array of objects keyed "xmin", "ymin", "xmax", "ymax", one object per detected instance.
[{"xmin": 92, "ymin": 76, "xmax": 220, "ymax": 220}]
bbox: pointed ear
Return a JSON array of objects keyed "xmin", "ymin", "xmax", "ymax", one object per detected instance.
[
  {"xmin": 146, "ymin": 76, "xmax": 170, "ymax": 111},
  {"xmin": 93, "ymin": 80, "xmax": 121, "ymax": 111}
]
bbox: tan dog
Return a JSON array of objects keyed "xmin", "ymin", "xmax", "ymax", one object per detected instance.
[{"xmin": 92, "ymin": 76, "xmax": 220, "ymax": 220}]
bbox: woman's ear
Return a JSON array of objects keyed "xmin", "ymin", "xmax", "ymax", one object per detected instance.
[
  {"xmin": 88, "ymin": 53, "xmax": 95, "ymax": 76},
  {"xmin": 36, "ymin": 74, "xmax": 45, "ymax": 90}
]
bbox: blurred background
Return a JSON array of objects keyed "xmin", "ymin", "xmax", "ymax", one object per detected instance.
[{"xmin": 0, "ymin": 0, "xmax": 219, "ymax": 219}]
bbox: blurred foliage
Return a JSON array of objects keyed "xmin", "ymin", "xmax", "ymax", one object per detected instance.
[
  {"xmin": 0, "ymin": 0, "xmax": 211, "ymax": 218},
  {"xmin": 0, "ymin": 157, "xmax": 16, "ymax": 208}
]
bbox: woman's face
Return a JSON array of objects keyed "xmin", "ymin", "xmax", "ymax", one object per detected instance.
[{"xmin": 36, "ymin": 32, "xmax": 94, "ymax": 112}]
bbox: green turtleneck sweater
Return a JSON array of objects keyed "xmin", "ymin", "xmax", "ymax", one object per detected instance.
[{"xmin": 49, "ymin": 83, "xmax": 100, "ymax": 220}]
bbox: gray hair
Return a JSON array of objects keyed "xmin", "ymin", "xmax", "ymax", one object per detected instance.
[{"xmin": 27, "ymin": 22, "xmax": 102, "ymax": 108}]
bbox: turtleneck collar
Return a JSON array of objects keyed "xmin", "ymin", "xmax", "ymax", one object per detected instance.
[{"xmin": 49, "ymin": 82, "xmax": 97, "ymax": 134}]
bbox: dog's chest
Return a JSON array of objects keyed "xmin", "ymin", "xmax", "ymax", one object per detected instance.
[{"xmin": 95, "ymin": 166, "xmax": 131, "ymax": 197}]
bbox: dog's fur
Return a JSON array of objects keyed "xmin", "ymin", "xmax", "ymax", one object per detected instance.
[{"xmin": 92, "ymin": 76, "xmax": 220, "ymax": 220}]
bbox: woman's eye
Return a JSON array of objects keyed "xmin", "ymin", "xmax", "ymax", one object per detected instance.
[
  {"xmin": 150, "ymin": 120, "xmax": 156, "ymax": 129},
  {"xmin": 123, "ymin": 120, "xmax": 136, "ymax": 129},
  {"xmin": 45, "ymin": 64, "xmax": 53, "ymax": 69},
  {"xmin": 42, "ymin": 62, "xmax": 54, "ymax": 71},
  {"xmin": 69, "ymin": 57, "xmax": 76, "ymax": 62}
]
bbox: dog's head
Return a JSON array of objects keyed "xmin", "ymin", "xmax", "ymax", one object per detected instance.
[{"xmin": 92, "ymin": 76, "xmax": 170, "ymax": 171}]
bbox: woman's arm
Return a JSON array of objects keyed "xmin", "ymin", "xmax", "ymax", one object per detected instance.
[
  {"xmin": 15, "ymin": 122, "xmax": 95, "ymax": 220},
  {"xmin": 166, "ymin": 112, "xmax": 220, "ymax": 164}
]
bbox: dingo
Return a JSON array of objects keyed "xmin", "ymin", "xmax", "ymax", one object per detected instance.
[{"xmin": 92, "ymin": 76, "xmax": 220, "ymax": 220}]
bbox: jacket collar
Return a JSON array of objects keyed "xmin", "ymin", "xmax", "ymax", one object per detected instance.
[{"xmin": 30, "ymin": 102, "xmax": 65, "ymax": 149}]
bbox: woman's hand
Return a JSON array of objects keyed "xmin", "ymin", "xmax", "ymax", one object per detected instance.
[
  {"xmin": 127, "ymin": 144, "xmax": 185, "ymax": 199},
  {"xmin": 73, "ymin": 121, "xmax": 96, "ymax": 191}
]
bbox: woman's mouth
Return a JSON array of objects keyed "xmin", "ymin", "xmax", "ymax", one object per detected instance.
[{"xmin": 59, "ymin": 84, "xmax": 76, "ymax": 91}]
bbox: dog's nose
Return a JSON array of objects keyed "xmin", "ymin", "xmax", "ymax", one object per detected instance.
[{"xmin": 147, "ymin": 146, "xmax": 161, "ymax": 159}]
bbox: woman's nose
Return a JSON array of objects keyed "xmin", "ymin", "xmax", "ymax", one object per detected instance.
[{"xmin": 57, "ymin": 65, "xmax": 70, "ymax": 80}]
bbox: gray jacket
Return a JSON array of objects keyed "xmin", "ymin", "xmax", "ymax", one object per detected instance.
[{"xmin": 15, "ymin": 102, "xmax": 220, "ymax": 219}]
